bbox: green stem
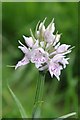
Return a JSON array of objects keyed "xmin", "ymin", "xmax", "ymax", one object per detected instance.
[{"xmin": 32, "ymin": 71, "xmax": 45, "ymax": 118}]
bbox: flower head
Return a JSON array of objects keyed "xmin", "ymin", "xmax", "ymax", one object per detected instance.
[{"xmin": 15, "ymin": 18, "xmax": 73, "ymax": 80}]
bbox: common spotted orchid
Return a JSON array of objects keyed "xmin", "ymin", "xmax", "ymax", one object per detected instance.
[{"xmin": 15, "ymin": 18, "xmax": 73, "ymax": 81}]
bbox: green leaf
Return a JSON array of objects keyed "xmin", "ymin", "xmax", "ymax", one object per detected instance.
[
  {"xmin": 54, "ymin": 112, "xmax": 76, "ymax": 120},
  {"xmin": 8, "ymin": 84, "xmax": 28, "ymax": 118}
]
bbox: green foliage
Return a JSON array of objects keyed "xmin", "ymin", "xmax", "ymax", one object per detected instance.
[
  {"xmin": 8, "ymin": 84, "xmax": 28, "ymax": 118},
  {"xmin": 2, "ymin": 2, "xmax": 79, "ymax": 118}
]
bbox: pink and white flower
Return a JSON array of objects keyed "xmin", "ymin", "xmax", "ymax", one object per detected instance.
[
  {"xmin": 31, "ymin": 47, "xmax": 49, "ymax": 68},
  {"xmin": 48, "ymin": 61, "xmax": 63, "ymax": 81},
  {"xmin": 15, "ymin": 18, "xmax": 73, "ymax": 80}
]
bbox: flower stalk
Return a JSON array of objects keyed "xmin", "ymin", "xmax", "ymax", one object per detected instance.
[{"xmin": 32, "ymin": 71, "xmax": 45, "ymax": 118}]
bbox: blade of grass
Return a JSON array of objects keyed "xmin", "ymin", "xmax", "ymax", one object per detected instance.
[
  {"xmin": 54, "ymin": 112, "xmax": 76, "ymax": 120},
  {"xmin": 7, "ymin": 84, "xmax": 28, "ymax": 118}
]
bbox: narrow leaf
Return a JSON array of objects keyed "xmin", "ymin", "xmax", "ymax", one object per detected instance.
[
  {"xmin": 8, "ymin": 84, "xmax": 28, "ymax": 118},
  {"xmin": 54, "ymin": 112, "xmax": 76, "ymax": 120}
]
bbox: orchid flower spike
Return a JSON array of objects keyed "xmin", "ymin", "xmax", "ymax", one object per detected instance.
[{"xmin": 15, "ymin": 18, "xmax": 74, "ymax": 81}]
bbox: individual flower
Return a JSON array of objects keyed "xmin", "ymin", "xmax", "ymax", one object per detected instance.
[
  {"xmin": 48, "ymin": 60, "xmax": 63, "ymax": 81},
  {"xmin": 30, "ymin": 47, "xmax": 49, "ymax": 68},
  {"xmin": 15, "ymin": 18, "xmax": 73, "ymax": 80}
]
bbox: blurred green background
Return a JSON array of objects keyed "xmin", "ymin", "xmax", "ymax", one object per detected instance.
[{"xmin": 2, "ymin": 2, "xmax": 79, "ymax": 118}]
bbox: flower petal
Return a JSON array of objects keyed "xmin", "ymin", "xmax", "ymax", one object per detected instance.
[
  {"xmin": 40, "ymin": 41, "xmax": 45, "ymax": 48},
  {"xmin": 18, "ymin": 46, "xmax": 29, "ymax": 54},
  {"xmin": 59, "ymin": 57, "xmax": 69, "ymax": 68},
  {"xmin": 52, "ymin": 54, "xmax": 65, "ymax": 62},
  {"xmin": 44, "ymin": 30, "xmax": 55, "ymax": 43},
  {"xmin": 32, "ymin": 40, "xmax": 39, "ymax": 49},
  {"xmin": 31, "ymin": 48, "xmax": 48, "ymax": 65},
  {"xmin": 53, "ymin": 34, "xmax": 61, "ymax": 46},
  {"xmin": 47, "ymin": 18, "xmax": 55, "ymax": 33},
  {"xmin": 15, "ymin": 56, "xmax": 29, "ymax": 69},
  {"xmin": 39, "ymin": 22, "xmax": 45, "ymax": 32},
  {"xmin": 23, "ymin": 35, "xmax": 34, "ymax": 48},
  {"xmin": 48, "ymin": 61, "xmax": 62, "ymax": 81},
  {"xmin": 54, "ymin": 42, "xmax": 60, "ymax": 50},
  {"xmin": 53, "ymin": 65, "xmax": 62, "ymax": 81},
  {"xmin": 57, "ymin": 44, "xmax": 71, "ymax": 53}
]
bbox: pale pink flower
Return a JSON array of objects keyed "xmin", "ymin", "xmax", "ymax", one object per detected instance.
[
  {"xmin": 48, "ymin": 61, "xmax": 63, "ymax": 81},
  {"xmin": 31, "ymin": 47, "xmax": 49, "ymax": 68},
  {"xmin": 15, "ymin": 18, "xmax": 73, "ymax": 80}
]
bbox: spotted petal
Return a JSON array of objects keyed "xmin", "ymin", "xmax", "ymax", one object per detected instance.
[
  {"xmin": 15, "ymin": 56, "xmax": 29, "ymax": 69},
  {"xmin": 31, "ymin": 48, "xmax": 48, "ymax": 68},
  {"xmin": 49, "ymin": 61, "xmax": 63, "ymax": 81}
]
